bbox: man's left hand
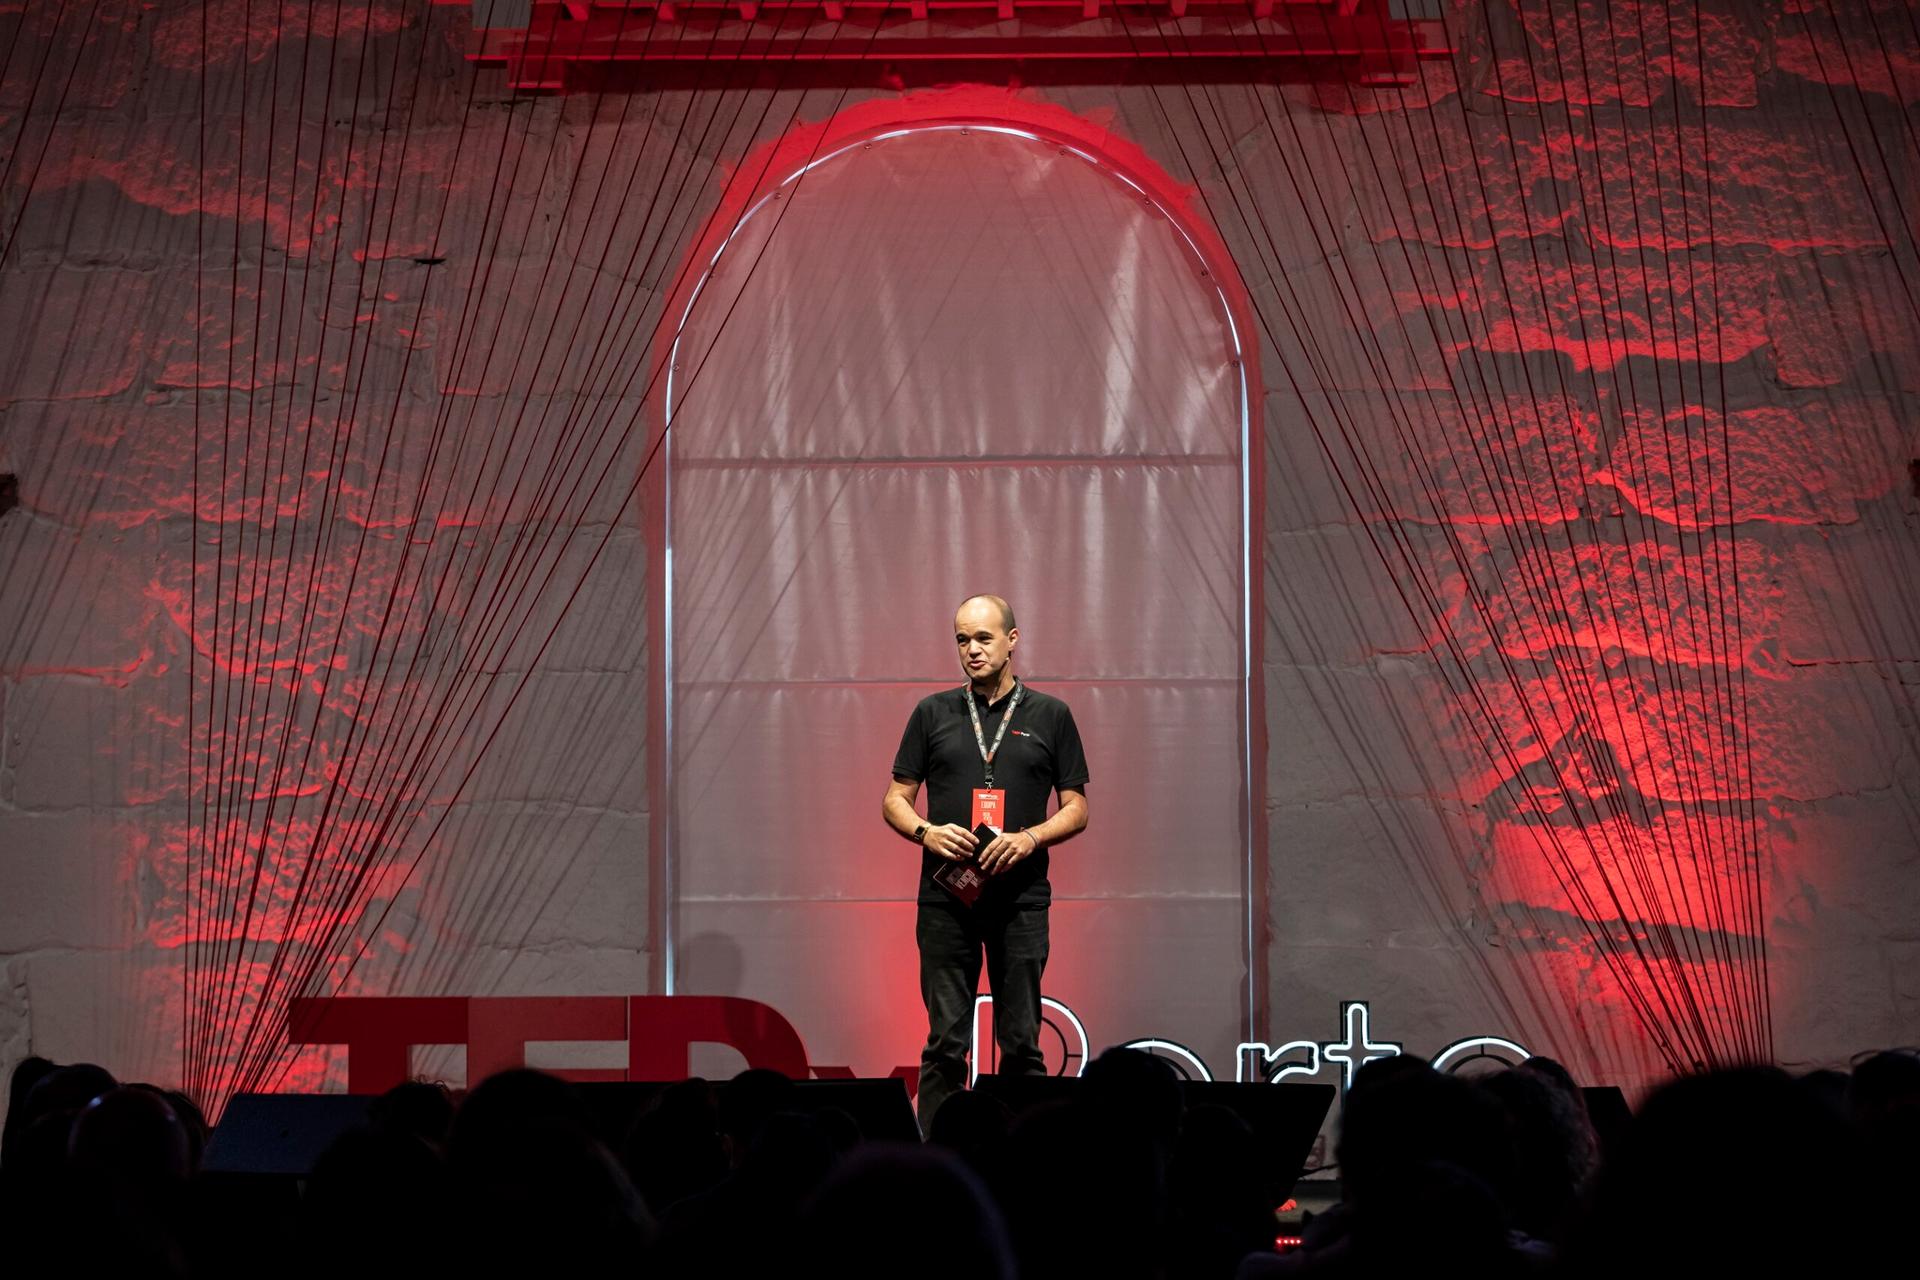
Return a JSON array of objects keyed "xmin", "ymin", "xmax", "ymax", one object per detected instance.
[{"xmin": 978, "ymin": 829, "xmax": 1038, "ymax": 875}]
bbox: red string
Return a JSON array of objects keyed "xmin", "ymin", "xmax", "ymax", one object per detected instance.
[
  {"xmin": 207, "ymin": 0, "xmax": 579, "ymax": 1102},
  {"xmin": 1121, "ymin": 2, "xmax": 1781, "ymax": 1074},
  {"xmin": 225, "ymin": 8, "xmax": 892, "ymax": 1102},
  {"xmin": 1118, "ymin": 3, "xmax": 1693, "ymax": 1064}
]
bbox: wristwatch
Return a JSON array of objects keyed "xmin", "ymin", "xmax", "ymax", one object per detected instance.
[{"xmin": 913, "ymin": 823, "xmax": 928, "ymax": 845}]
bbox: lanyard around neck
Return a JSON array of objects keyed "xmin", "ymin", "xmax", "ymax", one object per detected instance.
[{"xmin": 965, "ymin": 679, "xmax": 1023, "ymax": 789}]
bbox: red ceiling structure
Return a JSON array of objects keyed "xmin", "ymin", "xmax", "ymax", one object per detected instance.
[{"xmin": 433, "ymin": 0, "xmax": 1452, "ymax": 90}]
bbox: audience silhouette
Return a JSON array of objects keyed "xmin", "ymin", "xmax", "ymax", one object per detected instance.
[{"xmin": 1, "ymin": 1044, "xmax": 1913, "ymax": 1277}]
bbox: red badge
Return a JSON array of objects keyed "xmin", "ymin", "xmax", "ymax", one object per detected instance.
[{"xmin": 972, "ymin": 788, "xmax": 1007, "ymax": 832}]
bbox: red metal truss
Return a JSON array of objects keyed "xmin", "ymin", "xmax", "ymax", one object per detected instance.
[{"xmin": 433, "ymin": 1, "xmax": 1453, "ymax": 92}]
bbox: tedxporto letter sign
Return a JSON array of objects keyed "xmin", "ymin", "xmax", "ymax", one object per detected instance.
[{"xmin": 288, "ymin": 994, "xmax": 1529, "ymax": 1096}]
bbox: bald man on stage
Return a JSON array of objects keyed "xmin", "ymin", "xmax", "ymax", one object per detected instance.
[{"xmin": 882, "ymin": 594, "xmax": 1089, "ymax": 1133}]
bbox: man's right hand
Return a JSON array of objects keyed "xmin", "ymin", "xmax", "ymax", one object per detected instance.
[{"xmin": 921, "ymin": 823, "xmax": 978, "ymax": 862}]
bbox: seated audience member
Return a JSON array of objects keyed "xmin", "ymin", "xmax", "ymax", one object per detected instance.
[
  {"xmin": 0, "ymin": 1061, "xmax": 120, "ymax": 1254},
  {"xmin": 796, "ymin": 1142, "xmax": 1015, "ymax": 1280},
  {"xmin": 1168, "ymin": 1104, "xmax": 1275, "ymax": 1280},
  {"xmin": 1797, "ymin": 1067, "xmax": 1852, "ymax": 1122},
  {"xmin": 1238, "ymin": 1056, "xmax": 1529, "ymax": 1278},
  {"xmin": 622, "ymin": 1076, "xmax": 730, "ymax": 1217},
  {"xmin": 446, "ymin": 1065, "xmax": 591, "ymax": 1163},
  {"xmin": 68, "ymin": 1085, "xmax": 194, "ymax": 1185},
  {"xmin": 812, "ymin": 1103, "xmax": 864, "ymax": 1156},
  {"xmin": 298, "ymin": 1092, "xmax": 452, "ymax": 1279},
  {"xmin": 1847, "ymin": 1049, "xmax": 1920, "ymax": 1255},
  {"xmin": 1082, "ymin": 1044, "xmax": 1185, "ymax": 1155},
  {"xmin": 1514, "ymin": 1054, "xmax": 1580, "ymax": 1101},
  {"xmin": 653, "ymin": 1105, "xmax": 837, "ymax": 1278},
  {"xmin": 716, "ymin": 1066, "xmax": 799, "ymax": 1167},
  {"xmin": 15, "ymin": 1060, "xmax": 118, "ymax": 1150},
  {"xmin": 1, "ymin": 1055, "xmax": 57, "ymax": 1172},
  {"xmin": 998, "ymin": 1095, "xmax": 1168, "ymax": 1279},
  {"xmin": 1562, "ymin": 1064, "xmax": 1860, "ymax": 1276},
  {"xmin": 447, "ymin": 1068, "xmax": 652, "ymax": 1274},
  {"xmin": 61, "ymin": 1086, "xmax": 196, "ymax": 1277},
  {"xmin": 925, "ymin": 1086, "xmax": 1012, "ymax": 1184},
  {"xmin": 369, "ymin": 1078, "xmax": 455, "ymax": 1149},
  {"xmin": 1478, "ymin": 1065, "xmax": 1597, "ymax": 1248},
  {"xmin": 1519, "ymin": 1054, "xmax": 1632, "ymax": 1173},
  {"xmin": 1848, "ymin": 1047, "xmax": 1920, "ymax": 1129},
  {"xmin": 158, "ymin": 1086, "xmax": 212, "ymax": 1173}
]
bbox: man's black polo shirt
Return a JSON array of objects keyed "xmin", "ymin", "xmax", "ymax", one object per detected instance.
[{"xmin": 891, "ymin": 680, "xmax": 1089, "ymax": 907}]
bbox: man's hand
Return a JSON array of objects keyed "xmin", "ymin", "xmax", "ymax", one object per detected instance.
[
  {"xmin": 921, "ymin": 823, "xmax": 979, "ymax": 863},
  {"xmin": 978, "ymin": 829, "xmax": 1038, "ymax": 875}
]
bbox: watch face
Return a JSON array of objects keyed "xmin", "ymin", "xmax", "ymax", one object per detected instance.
[{"xmin": 914, "ymin": 824, "xmax": 928, "ymax": 843}]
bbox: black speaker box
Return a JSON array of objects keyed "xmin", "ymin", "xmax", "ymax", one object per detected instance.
[
  {"xmin": 578, "ymin": 1077, "xmax": 920, "ymax": 1147},
  {"xmin": 205, "ymin": 1077, "xmax": 921, "ymax": 1180},
  {"xmin": 789, "ymin": 1077, "xmax": 921, "ymax": 1144},
  {"xmin": 203, "ymin": 1092, "xmax": 374, "ymax": 1176}
]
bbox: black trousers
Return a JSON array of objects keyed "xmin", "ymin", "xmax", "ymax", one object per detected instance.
[{"xmin": 915, "ymin": 896, "xmax": 1050, "ymax": 1135}]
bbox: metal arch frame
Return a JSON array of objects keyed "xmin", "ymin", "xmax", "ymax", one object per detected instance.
[{"xmin": 644, "ymin": 94, "xmax": 1268, "ymax": 1050}]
